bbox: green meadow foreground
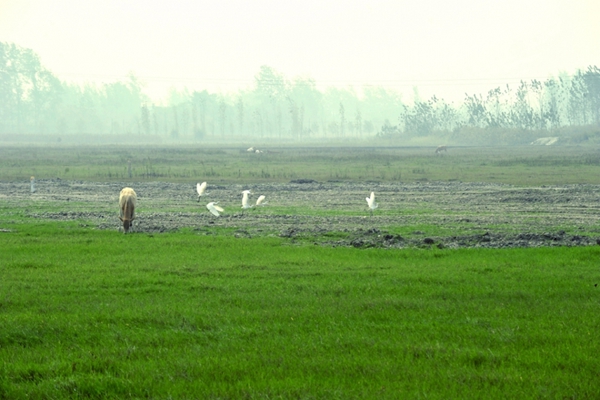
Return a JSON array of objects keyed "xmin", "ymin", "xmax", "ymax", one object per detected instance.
[
  {"xmin": 1, "ymin": 223, "xmax": 599, "ymax": 399},
  {"xmin": 1, "ymin": 145, "xmax": 600, "ymax": 398}
]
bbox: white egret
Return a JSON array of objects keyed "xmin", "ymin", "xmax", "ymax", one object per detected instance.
[
  {"xmin": 241, "ymin": 190, "xmax": 253, "ymax": 214},
  {"xmin": 196, "ymin": 181, "xmax": 209, "ymax": 201},
  {"xmin": 366, "ymin": 191, "xmax": 378, "ymax": 215},
  {"xmin": 255, "ymin": 195, "xmax": 267, "ymax": 207},
  {"xmin": 206, "ymin": 202, "xmax": 224, "ymax": 217}
]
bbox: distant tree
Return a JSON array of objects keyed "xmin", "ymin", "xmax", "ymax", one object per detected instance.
[
  {"xmin": 141, "ymin": 103, "xmax": 150, "ymax": 135},
  {"xmin": 361, "ymin": 86, "xmax": 403, "ymax": 132},
  {"xmin": 401, "ymin": 97, "xmax": 439, "ymax": 135},
  {"xmin": 483, "ymin": 87, "xmax": 508, "ymax": 128},
  {"xmin": 152, "ymin": 104, "xmax": 159, "ymax": 136},
  {"xmin": 180, "ymin": 103, "xmax": 191, "ymax": 137},
  {"xmin": 287, "ymin": 76, "xmax": 321, "ymax": 138},
  {"xmin": 346, "ymin": 121, "xmax": 355, "ymax": 135},
  {"xmin": 276, "ymin": 106, "xmax": 283, "ymax": 139},
  {"xmin": 376, "ymin": 119, "xmax": 402, "ymax": 138},
  {"xmin": 511, "ymin": 81, "xmax": 536, "ymax": 129},
  {"xmin": 252, "ymin": 66, "xmax": 287, "ymax": 138},
  {"xmin": 583, "ymin": 66, "xmax": 600, "ymax": 126},
  {"xmin": 171, "ymin": 106, "xmax": 179, "ymax": 138},
  {"xmin": 0, "ymin": 42, "xmax": 63, "ymax": 134},
  {"xmin": 298, "ymin": 105, "xmax": 304, "ymax": 138},
  {"xmin": 363, "ymin": 120, "xmax": 374, "ymax": 135},
  {"xmin": 237, "ymin": 97, "xmax": 244, "ymax": 136},
  {"xmin": 339, "ymin": 102, "xmax": 345, "ymax": 137},
  {"xmin": 567, "ymin": 71, "xmax": 589, "ymax": 125},
  {"xmin": 219, "ymin": 98, "xmax": 226, "ymax": 137},
  {"xmin": 464, "ymin": 94, "xmax": 487, "ymax": 128},
  {"xmin": 287, "ymin": 97, "xmax": 300, "ymax": 138},
  {"xmin": 530, "ymin": 80, "xmax": 545, "ymax": 129},
  {"xmin": 192, "ymin": 90, "xmax": 211, "ymax": 137},
  {"xmin": 437, "ymin": 100, "xmax": 461, "ymax": 131},
  {"xmin": 355, "ymin": 109, "xmax": 362, "ymax": 137},
  {"xmin": 254, "ymin": 65, "xmax": 286, "ymax": 99},
  {"xmin": 5, "ymin": 42, "xmax": 600, "ymax": 144},
  {"xmin": 328, "ymin": 121, "xmax": 340, "ymax": 136},
  {"xmin": 191, "ymin": 98, "xmax": 200, "ymax": 138},
  {"xmin": 103, "ymin": 76, "xmax": 145, "ymax": 136},
  {"xmin": 542, "ymin": 78, "xmax": 561, "ymax": 130},
  {"xmin": 254, "ymin": 110, "xmax": 264, "ymax": 137}
]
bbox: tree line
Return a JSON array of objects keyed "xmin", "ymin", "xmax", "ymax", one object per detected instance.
[
  {"xmin": 1, "ymin": 42, "xmax": 599, "ymax": 143},
  {"xmin": 393, "ymin": 68, "xmax": 600, "ymax": 140}
]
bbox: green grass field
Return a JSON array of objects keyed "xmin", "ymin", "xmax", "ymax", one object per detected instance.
[
  {"xmin": 2, "ymin": 223, "xmax": 599, "ymax": 399},
  {"xmin": 2, "ymin": 145, "xmax": 600, "ymax": 398},
  {"xmin": 2, "ymin": 144, "xmax": 600, "ymax": 185}
]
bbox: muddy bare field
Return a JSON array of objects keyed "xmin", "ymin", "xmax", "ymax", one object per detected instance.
[{"xmin": 2, "ymin": 179, "xmax": 600, "ymax": 249}]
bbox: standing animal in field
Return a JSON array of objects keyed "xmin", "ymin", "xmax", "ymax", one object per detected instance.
[
  {"xmin": 30, "ymin": 176, "xmax": 36, "ymax": 193},
  {"xmin": 435, "ymin": 145, "xmax": 448, "ymax": 155},
  {"xmin": 119, "ymin": 187, "xmax": 137, "ymax": 233}
]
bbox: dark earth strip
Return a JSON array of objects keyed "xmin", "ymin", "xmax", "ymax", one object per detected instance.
[{"xmin": 2, "ymin": 180, "xmax": 600, "ymax": 249}]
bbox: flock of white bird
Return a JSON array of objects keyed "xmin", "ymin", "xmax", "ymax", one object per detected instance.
[
  {"xmin": 246, "ymin": 146, "xmax": 263, "ymax": 154},
  {"xmin": 200, "ymin": 181, "xmax": 269, "ymax": 217},
  {"xmin": 197, "ymin": 181, "xmax": 377, "ymax": 218},
  {"xmin": 32, "ymin": 178, "xmax": 377, "ymax": 233},
  {"xmin": 201, "ymin": 145, "xmax": 447, "ymax": 217}
]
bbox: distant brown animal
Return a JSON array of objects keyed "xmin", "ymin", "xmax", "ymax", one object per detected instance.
[
  {"xmin": 119, "ymin": 187, "xmax": 137, "ymax": 233},
  {"xmin": 435, "ymin": 145, "xmax": 448, "ymax": 155}
]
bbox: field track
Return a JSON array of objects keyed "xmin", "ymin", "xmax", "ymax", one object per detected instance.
[{"xmin": 2, "ymin": 179, "xmax": 599, "ymax": 248}]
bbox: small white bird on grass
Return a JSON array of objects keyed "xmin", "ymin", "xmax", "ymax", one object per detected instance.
[
  {"xmin": 255, "ymin": 195, "xmax": 267, "ymax": 207},
  {"xmin": 206, "ymin": 202, "xmax": 224, "ymax": 217},
  {"xmin": 196, "ymin": 182, "xmax": 209, "ymax": 201},
  {"xmin": 366, "ymin": 191, "xmax": 378, "ymax": 215},
  {"xmin": 241, "ymin": 190, "xmax": 253, "ymax": 214}
]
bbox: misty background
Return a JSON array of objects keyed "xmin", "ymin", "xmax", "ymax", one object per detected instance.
[
  {"xmin": 1, "ymin": 0, "xmax": 599, "ymax": 146},
  {"xmin": 1, "ymin": 42, "xmax": 599, "ymax": 146}
]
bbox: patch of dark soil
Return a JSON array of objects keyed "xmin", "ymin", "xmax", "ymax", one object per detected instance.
[
  {"xmin": 289, "ymin": 179, "xmax": 317, "ymax": 184},
  {"xmin": 280, "ymin": 227, "xmax": 301, "ymax": 238}
]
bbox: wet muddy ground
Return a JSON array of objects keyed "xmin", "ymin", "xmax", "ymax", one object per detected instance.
[{"xmin": 2, "ymin": 179, "xmax": 600, "ymax": 249}]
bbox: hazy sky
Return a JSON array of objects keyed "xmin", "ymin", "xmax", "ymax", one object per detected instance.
[{"xmin": 1, "ymin": 0, "xmax": 598, "ymax": 103}]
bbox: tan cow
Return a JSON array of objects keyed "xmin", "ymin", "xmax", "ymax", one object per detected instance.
[
  {"xmin": 119, "ymin": 187, "xmax": 137, "ymax": 233},
  {"xmin": 435, "ymin": 145, "xmax": 448, "ymax": 155}
]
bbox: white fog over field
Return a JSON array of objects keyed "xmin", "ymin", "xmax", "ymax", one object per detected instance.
[{"xmin": 1, "ymin": 0, "xmax": 599, "ymax": 144}]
